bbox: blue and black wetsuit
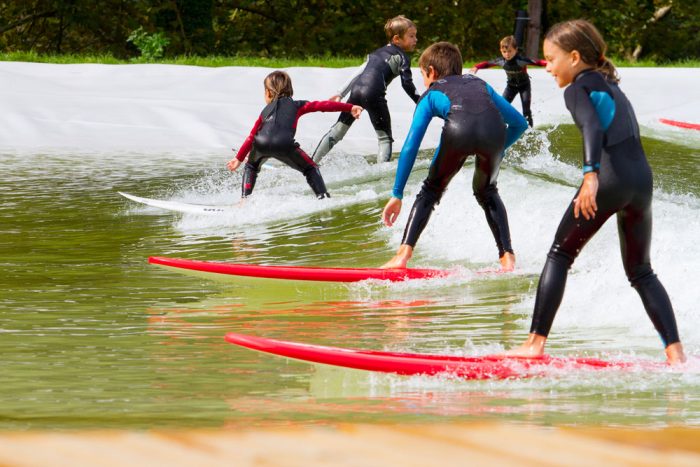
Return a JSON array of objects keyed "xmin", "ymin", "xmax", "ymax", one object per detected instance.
[
  {"xmin": 474, "ymin": 55, "xmax": 546, "ymax": 127},
  {"xmin": 529, "ymin": 69, "xmax": 680, "ymax": 346},
  {"xmin": 391, "ymin": 74, "xmax": 527, "ymax": 258},
  {"xmin": 313, "ymin": 43, "xmax": 420, "ymax": 163},
  {"xmin": 234, "ymin": 97, "xmax": 353, "ymax": 198}
]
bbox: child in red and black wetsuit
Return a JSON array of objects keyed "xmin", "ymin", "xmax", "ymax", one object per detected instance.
[
  {"xmin": 227, "ymin": 71, "xmax": 363, "ymax": 199},
  {"xmin": 470, "ymin": 35, "xmax": 546, "ymax": 127}
]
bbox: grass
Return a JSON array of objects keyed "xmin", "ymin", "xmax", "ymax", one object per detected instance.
[
  {"xmin": 1, "ymin": 51, "xmax": 699, "ymax": 68},
  {"xmin": 0, "ymin": 51, "xmax": 365, "ymax": 67}
]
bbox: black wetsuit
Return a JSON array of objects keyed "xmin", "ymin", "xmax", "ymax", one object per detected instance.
[
  {"xmin": 234, "ymin": 97, "xmax": 353, "ymax": 198},
  {"xmin": 391, "ymin": 74, "xmax": 528, "ymax": 257},
  {"xmin": 338, "ymin": 43, "xmax": 420, "ymax": 135},
  {"xmin": 313, "ymin": 43, "xmax": 420, "ymax": 163},
  {"xmin": 475, "ymin": 54, "xmax": 546, "ymax": 126},
  {"xmin": 529, "ymin": 69, "xmax": 680, "ymax": 346}
]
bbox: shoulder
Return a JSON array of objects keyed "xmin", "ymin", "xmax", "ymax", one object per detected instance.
[
  {"xmin": 370, "ymin": 44, "xmax": 391, "ymax": 56},
  {"xmin": 437, "ymin": 73, "xmax": 486, "ymax": 89}
]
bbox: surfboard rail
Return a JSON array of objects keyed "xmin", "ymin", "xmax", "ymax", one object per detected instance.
[
  {"xmin": 148, "ymin": 256, "xmax": 448, "ymax": 282},
  {"xmin": 659, "ymin": 118, "xmax": 700, "ymax": 131},
  {"xmin": 225, "ymin": 332, "xmax": 650, "ymax": 380},
  {"xmin": 119, "ymin": 191, "xmax": 232, "ymax": 213}
]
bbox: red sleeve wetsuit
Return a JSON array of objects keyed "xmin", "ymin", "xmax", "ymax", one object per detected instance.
[
  {"xmin": 474, "ymin": 54, "xmax": 546, "ymax": 126},
  {"xmin": 234, "ymin": 97, "xmax": 353, "ymax": 198}
]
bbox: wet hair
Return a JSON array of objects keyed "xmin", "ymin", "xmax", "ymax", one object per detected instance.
[
  {"xmin": 385, "ymin": 15, "xmax": 416, "ymax": 41},
  {"xmin": 545, "ymin": 19, "xmax": 619, "ymax": 83},
  {"xmin": 264, "ymin": 71, "xmax": 293, "ymax": 100},
  {"xmin": 418, "ymin": 42, "xmax": 463, "ymax": 79},
  {"xmin": 500, "ymin": 35, "xmax": 518, "ymax": 50}
]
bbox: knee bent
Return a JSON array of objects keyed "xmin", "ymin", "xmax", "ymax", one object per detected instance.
[{"xmin": 473, "ymin": 184, "xmax": 498, "ymax": 207}]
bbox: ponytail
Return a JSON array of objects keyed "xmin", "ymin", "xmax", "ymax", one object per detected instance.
[
  {"xmin": 264, "ymin": 71, "xmax": 294, "ymax": 100},
  {"xmin": 596, "ymin": 56, "xmax": 619, "ymax": 84}
]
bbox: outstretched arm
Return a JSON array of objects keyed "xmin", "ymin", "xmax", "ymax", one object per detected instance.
[
  {"xmin": 228, "ymin": 115, "xmax": 263, "ymax": 170},
  {"xmin": 296, "ymin": 101, "xmax": 363, "ymax": 119},
  {"xmin": 391, "ymin": 92, "xmax": 446, "ymax": 199},
  {"xmin": 472, "ymin": 58, "xmax": 504, "ymax": 71},
  {"xmin": 519, "ymin": 56, "xmax": 547, "ymax": 67},
  {"xmin": 398, "ymin": 54, "xmax": 420, "ymax": 103}
]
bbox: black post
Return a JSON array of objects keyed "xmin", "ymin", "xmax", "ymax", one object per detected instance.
[{"xmin": 513, "ymin": 9, "xmax": 529, "ymax": 51}]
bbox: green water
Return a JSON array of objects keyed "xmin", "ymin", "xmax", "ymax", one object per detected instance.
[{"xmin": 1, "ymin": 128, "xmax": 699, "ymax": 430}]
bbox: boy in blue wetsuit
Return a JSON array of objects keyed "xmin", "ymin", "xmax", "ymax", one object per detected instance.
[
  {"xmin": 470, "ymin": 35, "xmax": 546, "ymax": 127},
  {"xmin": 312, "ymin": 15, "xmax": 420, "ymax": 164},
  {"xmin": 505, "ymin": 20, "xmax": 685, "ymax": 365},
  {"xmin": 381, "ymin": 42, "xmax": 528, "ymax": 271}
]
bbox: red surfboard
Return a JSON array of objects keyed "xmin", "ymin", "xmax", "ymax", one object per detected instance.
[
  {"xmin": 659, "ymin": 118, "xmax": 700, "ymax": 131},
  {"xmin": 149, "ymin": 256, "xmax": 448, "ymax": 283},
  {"xmin": 225, "ymin": 333, "xmax": 653, "ymax": 380}
]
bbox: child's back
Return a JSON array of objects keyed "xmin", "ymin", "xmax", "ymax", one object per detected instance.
[
  {"xmin": 339, "ymin": 42, "xmax": 418, "ymax": 102},
  {"xmin": 312, "ymin": 15, "xmax": 419, "ymax": 164}
]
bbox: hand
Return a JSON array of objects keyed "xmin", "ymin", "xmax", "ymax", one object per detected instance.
[
  {"xmin": 227, "ymin": 158, "xmax": 242, "ymax": 172},
  {"xmin": 350, "ymin": 105, "xmax": 363, "ymax": 119},
  {"xmin": 382, "ymin": 197, "xmax": 402, "ymax": 227},
  {"xmin": 329, "ymin": 94, "xmax": 341, "ymax": 102},
  {"xmin": 468, "ymin": 66, "xmax": 478, "ymax": 74},
  {"xmin": 574, "ymin": 172, "xmax": 599, "ymax": 220}
]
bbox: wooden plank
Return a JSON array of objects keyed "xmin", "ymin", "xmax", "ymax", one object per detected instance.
[{"xmin": 0, "ymin": 423, "xmax": 698, "ymax": 467}]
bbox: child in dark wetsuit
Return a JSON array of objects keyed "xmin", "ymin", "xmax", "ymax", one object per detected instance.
[
  {"xmin": 227, "ymin": 71, "xmax": 362, "ymax": 199},
  {"xmin": 470, "ymin": 35, "xmax": 546, "ymax": 127},
  {"xmin": 505, "ymin": 20, "xmax": 685, "ymax": 365},
  {"xmin": 312, "ymin": 15, "xmax": 420, "ymax": 164},
  {"xmin": 381, "ymin": 42, "xmax": 527, "ymax": 271}
]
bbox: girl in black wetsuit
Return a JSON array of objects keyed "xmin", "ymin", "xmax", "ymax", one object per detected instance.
[
  {"xmin": 227, "ymin": 71, "xmax": 362, "ymax": 199},
  {"xmin": 506, "ymin": 20, "xmax": 685, "ymax": 364}
]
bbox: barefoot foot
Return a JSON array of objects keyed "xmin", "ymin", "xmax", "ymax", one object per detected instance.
[
  {"xmin": 665, "ymin": 342, "xmax": 687, "ymax": 366},
  {"xmin": 504, "ymin": 333, "xmax": 547, "ymax": 357},
  {"xmin": 380, "ymin": 244, "xmax": 413, "ymax": 269},
  {"xmin": 500, "ymin": 252, "xmax": 516, "ymax": 272}
]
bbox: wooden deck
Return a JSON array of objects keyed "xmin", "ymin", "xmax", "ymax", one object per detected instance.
[{"xmin": 0, "ymin": 423, "xmax": 698, "ymax": 466}]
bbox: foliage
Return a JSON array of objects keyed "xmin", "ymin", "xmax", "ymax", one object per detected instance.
[
  {"xmin": 3, "ymin": 51, "xmax": 698, "ymax": 68},
  {"xmin": 127, "ymin": 27, "xmax": 170, "ymax": 61},
  {"xmin": 0, "ymin": 1, "xmax": 697, "ymax": 62}
]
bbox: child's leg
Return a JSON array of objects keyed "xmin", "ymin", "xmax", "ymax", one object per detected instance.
[
  {"xmin": 241, "ymin": 150, "xmax": 266, "ymax": 198},
  {"xmin": 303, "ymin": 165, "xmax": 330, "ymax": 199},
  {"xmin": 617, "ymin": 199, "xmax": 680, "ymax": 349},
  {"xmin": 366, "ymin": 97, "xmax": 393, "ymax": 163},
  {"xmin": 529, "ymin": 195, "xmax": 615, "ymax": 337},
  {"xmin": 502, "ymin": 85, "xmax": 518, "ymax": 103},
  {"xmin": 401, "ymin": 141, "xmax": 467, "ymax": 247},
  {"xmin": 382, "ymin": 144, "xmax": 466, "ymax": 269},
  {"xmin": 472, "ymin": 152, "xmax": 513, "ymax": 259},
  {"xmin": 280, "ymin": 146, "xmax": 330, "ymax": 199},
  {"xmin": 519, "ymin": 84, "xmax": 533, "ymax": 127},
  {"xmin": 312, "ymin": 113, "xmax": 355, "ymax": 163}
]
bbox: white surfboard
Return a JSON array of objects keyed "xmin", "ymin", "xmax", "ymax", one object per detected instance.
[{"xmin": 118, "ymin": 191, "xmax": 235, "ymax": 214}]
